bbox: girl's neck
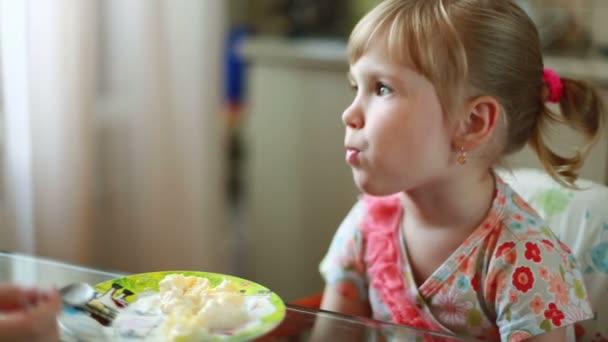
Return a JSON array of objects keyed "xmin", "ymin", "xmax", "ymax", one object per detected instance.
[{"xmin": 400, "ymin": 168, "xmax": 496, "ymax": 232}]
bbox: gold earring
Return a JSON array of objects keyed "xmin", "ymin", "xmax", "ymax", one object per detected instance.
[{"xmin": 457, "ymin": 147, "xmax": 467, "ymax": 165}]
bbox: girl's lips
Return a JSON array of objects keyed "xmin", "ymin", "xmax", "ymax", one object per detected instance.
[{"xmin": 346, "ymin": 148, "xmax": 361, "ymax": 165}]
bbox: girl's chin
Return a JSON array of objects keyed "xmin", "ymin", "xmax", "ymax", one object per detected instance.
[
  {"xmin": 360, "ymin": 187, "xmax": 398, "ymax": 197},
  {"xmin": 353, "ymin": 175, "xmax": 398, "ymax": 197}
]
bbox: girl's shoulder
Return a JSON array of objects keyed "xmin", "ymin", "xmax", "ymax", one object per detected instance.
[
  {"xmin": 487, "ymin": 177, "xmax": 579, "ymax": 278},
  {"xmin": 494, "ymin": 176, "xmax": 554, "ymax": 240},
  {"xmin": 485, "ymin": 177, "xmax": 576, "ymax": 263},
  {"xmin": 329, "ymin": 198, "xmax": 368, "ymax": 243}
]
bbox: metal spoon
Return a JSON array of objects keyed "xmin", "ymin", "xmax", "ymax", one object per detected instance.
[
  {"xmin": 60, "ymin": 282, "xmax": 97, "ymax": 307},
  {"xmin": 60, "ymin": 283, "xmax": 118, "ymax": 326}
]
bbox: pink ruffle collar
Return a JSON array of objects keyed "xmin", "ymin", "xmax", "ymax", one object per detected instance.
[{"xmin": 361, "ymin": 194, "xmax": 456, "ymax": 341}]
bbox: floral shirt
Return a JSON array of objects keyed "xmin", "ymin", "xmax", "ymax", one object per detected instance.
[{"xmin": 320, "ymin": 176, "xmax": 593, "ymax": 341}]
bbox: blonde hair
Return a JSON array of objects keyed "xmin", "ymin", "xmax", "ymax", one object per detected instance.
[{"xmin": 348, "ymin": 0, "xmax": 605, "ymax": 187}]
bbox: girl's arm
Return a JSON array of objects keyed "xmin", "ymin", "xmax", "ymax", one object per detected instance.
[
  {"xmin": 320, "ymin": 282, "xmax": 371, "ymax": 316},
  {"xmin": 310, "ymin": 282, "xmax": 371, "ymax": 342},
  {"xmin": 526, "ymin": 327, "xmax": 566, "ymax": 342}
]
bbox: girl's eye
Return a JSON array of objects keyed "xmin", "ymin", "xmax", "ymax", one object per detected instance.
[{"xmin": 375, "ymin": 82, "xmax": 392, "ymax": 96}]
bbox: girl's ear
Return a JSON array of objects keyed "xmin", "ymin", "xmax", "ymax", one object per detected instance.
[{"xmin": 453, "ymin": 95, "xmax": 501, "ymax": 151}]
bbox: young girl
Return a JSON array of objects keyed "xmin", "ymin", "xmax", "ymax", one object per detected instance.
[{"xmin": 319, "ymin": 0, "xmax": 605, "ymax": 341}]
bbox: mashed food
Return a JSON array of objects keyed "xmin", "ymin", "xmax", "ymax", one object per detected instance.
[
  {"xmin": 106, "ymin": 274, "xmax": 272, "ymax": 341},
  {"xmin": 158, "ymin": 274, "xmax": 249, "ymax": 340}
]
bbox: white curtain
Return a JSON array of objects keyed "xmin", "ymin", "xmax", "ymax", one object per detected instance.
[{"xmin": 0, "ymin": 0, "xmax": 229, "ymax": 273}]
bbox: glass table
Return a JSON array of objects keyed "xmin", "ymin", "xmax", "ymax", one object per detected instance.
[{"xmin": 0, "ymin": 252, "xmax": 462, "ymax": 341}]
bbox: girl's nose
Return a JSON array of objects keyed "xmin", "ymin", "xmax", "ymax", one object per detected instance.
[{"xmin": 342, "ymin": 102, "xmax": 364, "ymax": 129}]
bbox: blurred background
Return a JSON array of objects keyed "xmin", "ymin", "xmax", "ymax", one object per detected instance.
[{"xmin": 0, "ymin": 0, "xmax": 607, "ymax": 301}]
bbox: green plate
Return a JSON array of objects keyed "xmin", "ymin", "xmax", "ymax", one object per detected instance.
[{"xmin": 59, "ymin": 271, "xmax": 286, "ymax": 341}]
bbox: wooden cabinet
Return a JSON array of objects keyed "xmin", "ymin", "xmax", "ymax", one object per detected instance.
[{"xmin": 240, "ymin": 38, "xmax": 357, "ymax": 300}]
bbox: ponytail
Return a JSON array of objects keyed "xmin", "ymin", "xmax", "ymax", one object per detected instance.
[{"xmin": 529, "ymin": 78, "xmax": 605, "ymax": 188}]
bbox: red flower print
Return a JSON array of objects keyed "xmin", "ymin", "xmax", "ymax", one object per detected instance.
[
  {"xmin": 513, "ymin": 194, "xmax": 537, "ymax": 214},
  {"xmin": 513, "ymin": 213, "xmax": 524, "ymax": 221},
  {"xmin": 512, "ymin": 266, "xmax": 534, "ymax": 293},
  {"xmin": 508, "ymin": 289, "xmax": 519, "ymax": 303},
  {"xmin": 558, "ymin": 239, "xmax": 572, "ymax": 254},
  {"xmin": 496, "ymin": 241, "xmax": 516, "ymax": 258},
  {"xmin": 445, "ymin": 274, "xmax": 457, "ymax": 286},
  {"xmin": 498, "ymin": 195, "xmax": 506, "ymax": 205},
  {"xmin": 471, "ymin": 273, "xmax": 480, "ymax": 292},
  {"xmin": 524, "ymin": 242, "xmax": 542, "ymax": 263},
  {"xmin": 548, "ymin": 273, "xmax": 570, "ymax": 305},
  {"xmin": 486, "ymin": 270, "xmax": 506, "ymax": 302},
  {"xmin": 461, "ymin": 248, "xmax": 478, "ymax": 274},
  {"xmin": 504, "ymin": 248, "xmax": 517, "ymax": 265},
  {"xmin": 538, "ymin": 266, "xmax": 549, "ymax": 280},
  {"xmin": 541, "ymin": 239, "xmax": 554, "ymax": 251},
  {"xmin": 529, "ymin": 294, "xmax": 545, "ymax": 314},
  {"xmin": 456, "ymin": 254, "xmax": 467, "ymax": 272},
  {"xmin": 544, "ymin": 303, "xmax": 565, "ymax": 326},
  {"xmin": 424, "ymin": 277, "xmax": 443, "ymax": 291}
]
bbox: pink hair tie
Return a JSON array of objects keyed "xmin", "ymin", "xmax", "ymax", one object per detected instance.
[{"xmin": 543, "ymin": 68, "xmax": 564, "ymax": 103}]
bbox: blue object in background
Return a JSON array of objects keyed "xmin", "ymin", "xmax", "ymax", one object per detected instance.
[
  {"xmin": 225, "ymin": 26, "xmax": 249, "ymax": 106},
  {"xmin": 224, "ymin": 26, "xmax": 249, "ymax": 203}
]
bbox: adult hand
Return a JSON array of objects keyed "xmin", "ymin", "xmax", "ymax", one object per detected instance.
[{"xmin": 0, "ymin": 282, "xmax": 61, "ymax": 342}]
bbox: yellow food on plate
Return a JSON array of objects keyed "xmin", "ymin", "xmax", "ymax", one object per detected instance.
[{"xmin": 158, "ymin": 274, "xmax": 249, "ymax": 341}]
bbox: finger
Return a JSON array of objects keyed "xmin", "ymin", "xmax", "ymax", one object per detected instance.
[
  {"xmin": 0, "ymin": 283, "xmax": 24, "ymax": 300},
  {"xmin": 30, "ymin": 298, "xmax": 61, "ymax": 342},
  {"xmin": 0, "ymin": 307, "xmax": 59, "ymax": 342},
  {"xmin": 0, "ymin": 284, "xmax": 35, "ymax": 310},
  {"xmin": 40, "ymin": 288, "xmax": 62, "ymax": 314},
  {"xmin": 0, "ymin": 289, "xmax": 52, "ymax": 312},
  {"xmin": 0, "ymin": 310, "xmax": 35, "ymax": 341}
]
